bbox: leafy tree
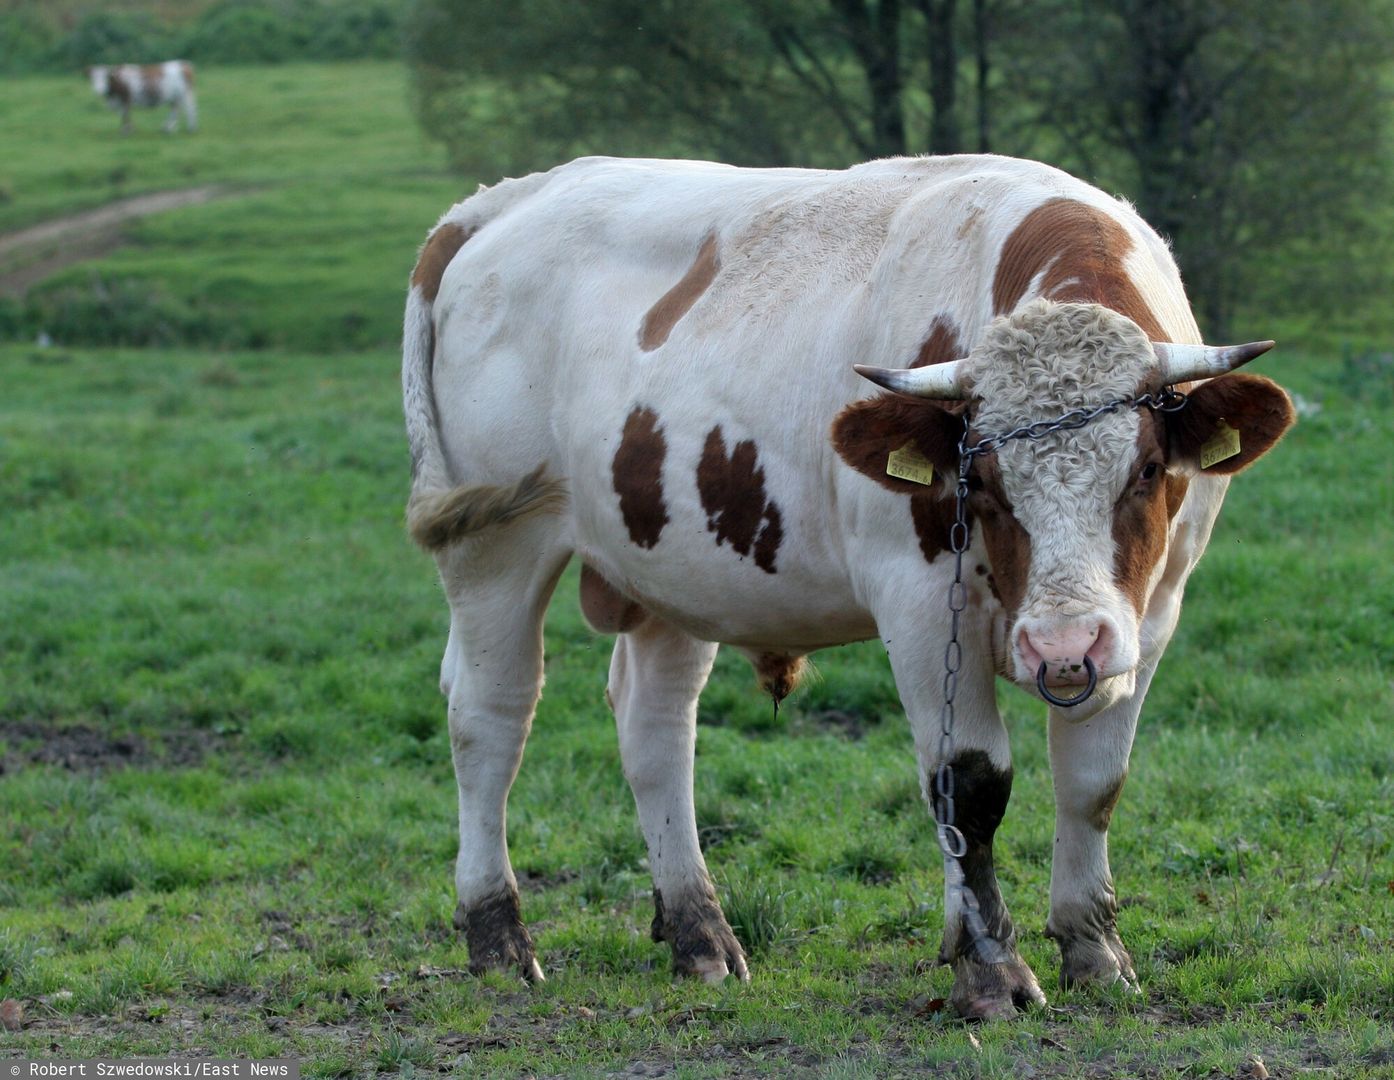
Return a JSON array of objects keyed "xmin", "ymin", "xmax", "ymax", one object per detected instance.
[
  {"xmin": 404, "ymin": 0, "xmax": 979, "ymax": 172},
  {"xmin": 1018, "ymin": 0, "xmax": 1393, "ymax": 336},
  {"xmin": 405, "ymin": 0, "xmax": 1391, "ymax": 337}
]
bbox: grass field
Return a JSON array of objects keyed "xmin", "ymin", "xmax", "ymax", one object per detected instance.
[
  {"xmin": 1, "ymin": 61, "xmax": 1392, "ymax": 1078},
  {"xmin": 0, "ymin": 62, "xmax": 461, "ymax": 352}
]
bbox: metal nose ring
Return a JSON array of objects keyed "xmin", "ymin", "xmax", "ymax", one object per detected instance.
[{"xmin": 1036, "ymin": 656, "xmax": 1098, "ymax": 707}]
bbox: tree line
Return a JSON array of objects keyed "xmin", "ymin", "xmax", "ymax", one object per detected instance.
[
  {"xmin": 405, "ymin": 0, "xmax": 1394, "ymax": 337},
  {"xmin": 1, "ymin": 0, "xmax": 402, "ymax": 70}
]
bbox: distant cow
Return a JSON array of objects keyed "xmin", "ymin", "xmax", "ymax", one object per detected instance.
[
  {"xmin": 402, "ymin": 156, "xmax": 1294, "ymax": 1017},
  {"xmin": 87, "ymin": 61, "xmax": 197, "ymax": 134}
]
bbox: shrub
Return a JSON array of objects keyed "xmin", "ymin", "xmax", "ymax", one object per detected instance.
[
  {"xmin": 46, "ymin": 12, "xmax": 174, "ymax": 70},
  {"xmin": 0, "ymin": 11, "xmax": 58, "ymax": 75}
]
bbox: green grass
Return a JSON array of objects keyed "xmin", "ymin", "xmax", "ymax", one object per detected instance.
[
  {"xmin": 0, "ymin": 62, "xmax": 462, "ymax": 351},
  {"xmin": 1, "ymin": 58, "xmax": 1392, "ymax": 1079},
  {"xmin": 0, "ymin": 340, "xmax": 1390, "ymax": 1076}
]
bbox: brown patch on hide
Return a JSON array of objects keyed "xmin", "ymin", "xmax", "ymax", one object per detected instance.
[
  {"xmin": 640, "ymin": 233, "xmax": 720, "ymax": 351},
  {"xmin": 612, "ymin": 406, "xmax": 670, "ymax": 549},
  {"xmin": 909, "ymin": 491, "xmax": 957, "ymax": 564},
  {"xmin": 956, "ymin": 205, "xmax": 984, "ymax": 240},
  {"xmin": 829, "ymin": 396, "xmax": 963, "ymax": 496},
  {"xmin": 992, "ymin": 198, "xmax": 1166, "ymax": 340},
  {"xmin": 579, "ymin": 563, "xmax": 648, "ymax": 634},
  {"xmin": 1165, "ymin": 472, "xmax": 1189, "ymax": 519},
  {"xmin": 1089, "ymin": 773, "xmax": 1127, "ymax": 832},
  {"xmin": 696, "ymin": 427, "xmax": 782, "ymax": 573},
  {"xmin": 910, "ymin": 315, "xmax": 964, "ymax": 368},
  {"xmin": 411, "ymin": 222, "xmax": 474, "ymax": 303},
  {"xmin": 651, "ymin": 884, "xmax": 747, "ymax": 980},
  {"xmin": 1167, "ymin": 372, "xmax": 1296, "ymax": 475},
  {"xmin": 454, "ymin": 886, "xmax": 540, "ymax": 979},
  {"xmin": 969, "ymin": 455, "xmax": 1031, "ymax": 619},
  {"xmin": 1111, "ymin": 415, "xmax": 1171, "ymax": 614},
  {"xmin": 139, "ymin": 64, "xmax": 163, "ymax": 97},
  {"xmin": 106, "ymin": 70, "xmax": 132, "ymax": 105},
  {"xmin": 407, "ymin": 464, "xmax": 566, "ymax": 550},
  {"xmin": 754, "ymin": 653, "xmax": 807, "ymax": 704}
]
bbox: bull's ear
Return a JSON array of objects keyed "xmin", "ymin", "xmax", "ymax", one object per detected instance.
[
  {"xmin": 1167, "ymin": 372, "xmax": 1296, "ymax": 475},
  {"xmin": 830, "ymin": 394, "xmax": 964, "ymax": 495}
]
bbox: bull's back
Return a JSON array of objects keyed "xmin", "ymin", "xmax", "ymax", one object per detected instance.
[{"xmin": 429, "ymin": 155, "xmax": 1029, "ymax": 467}]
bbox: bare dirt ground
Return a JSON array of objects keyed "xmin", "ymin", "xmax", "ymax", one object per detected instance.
[
  {"xmin": 0, "ymin": 719, "xmax": 222, "ymax": 774},
  {"xmin": 0, "ymin": 186, "xmax": 229, "ymax": 297}
]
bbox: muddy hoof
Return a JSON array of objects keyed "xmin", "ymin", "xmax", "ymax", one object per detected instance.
[
  {"xmin": 949, "ymin": 951, "xmax": 1046, "ymax": 1021},
  {"xmin": 455, "ymin": 888, "xmax": 544, "ymax": 982},
  {"xmin": 652, "ymin": 886, "xmax": 750, "ymax": 984},
  {"xmin": 1056, "ymin": 926, "xmax": 1136, "ymax": 992}
]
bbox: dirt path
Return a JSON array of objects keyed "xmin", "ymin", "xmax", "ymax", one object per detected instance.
[{"xmin": 0, "ymin": 185, "xmax": 231, "ymax": 297}]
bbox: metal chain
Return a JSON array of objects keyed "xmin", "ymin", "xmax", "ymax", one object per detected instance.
[{"xmin": 931, "ymin": 386, "xmax": 1188, "ymax": 967}]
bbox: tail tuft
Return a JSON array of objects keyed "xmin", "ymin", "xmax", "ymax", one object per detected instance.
[{"xmin": 408, "ymin": 464, "xmax": 567, "ymax": 550}]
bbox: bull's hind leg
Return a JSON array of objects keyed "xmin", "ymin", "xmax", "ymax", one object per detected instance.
[
  {"xmin": 436, "ymin": 521, "xmax": 569, "ymax": 981},
  {"xmin": 1044, "ymin": 663, "xmax": 1155, "ymax": 992},
  {"xmin": 883, "ymin": 613, "xmax": 1045, "ymax": 1020},
  {"xmin": 607, "ymin": 619, "xmax": 747, "ymax": 983}
]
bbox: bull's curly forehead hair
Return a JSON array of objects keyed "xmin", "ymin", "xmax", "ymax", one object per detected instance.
[{"xmin": 964, "ymin": 299, "xmax": 1159, "ymax": 426}]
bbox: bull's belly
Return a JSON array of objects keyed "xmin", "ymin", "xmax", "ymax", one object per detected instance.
[{"xmin": 571, "ymin": 524, "xmax": 878, "ymax": 652}]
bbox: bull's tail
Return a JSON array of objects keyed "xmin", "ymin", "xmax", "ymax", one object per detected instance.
[{"xmin": 402, "ymin": 261, "xmax": 565, "ymax": 552}]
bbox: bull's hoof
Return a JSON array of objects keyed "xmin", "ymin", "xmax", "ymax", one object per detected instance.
[
  {"xmin": 949, "ymin": 950, "xmax": 1046, "ymax": 1021},
  {"xmin": 1055, "ymin": 926, "xmax": 1137, "ymax": 993},
  {"xmin": 455, "ymin": 887, "xmax": 544, "ymax": 982},
  {"xmin": 651, "ymin": 886, "xmax": 750, "ymax": 984}
]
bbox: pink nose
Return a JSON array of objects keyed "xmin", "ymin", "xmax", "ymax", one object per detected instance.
[{"xmin": 1019, "ymin": 624, "xmax": 1112, "ymax": 686}]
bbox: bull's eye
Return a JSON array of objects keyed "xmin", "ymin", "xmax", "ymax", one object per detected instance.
[{"xmin": 1140, "ymin": 462, "xmax": 1159, "ymax": 481}]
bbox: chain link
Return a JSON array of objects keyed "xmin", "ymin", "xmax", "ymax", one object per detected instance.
[{"xmin": 932, "ymin": 387, "xmax": 1188, "ymax": 968}]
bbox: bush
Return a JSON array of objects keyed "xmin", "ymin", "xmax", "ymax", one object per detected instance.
[
  {"xmin": 304, "ymin": 0, "xmax": 402, "ymax": 60},
  {"xmin": 16, "ymin": 275, "xmax": 251, "ymax": 350},
  {"xmin": 0, "ymin": 11, "xmax": 58, "ymax": 75},
  {"xmin": 46, "ymin": 12, "xmax": 175, "ymax": 70},
  {"xmin": 14, "ymin": 0, "xmax": 403, "ymax": 71},
  {"xmin": 179, "ymin": 0, "xmax": 403, "ymax": 65},
  {"xmin": 180, "ymin": 2, "xmax": 304, "ymax": 64}
]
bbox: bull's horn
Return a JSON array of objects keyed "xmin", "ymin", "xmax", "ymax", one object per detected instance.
[
  {"xmin": 853, "ymin": 359, "xmax": 967, "ymax": 400},
  {"xmin": 1153, "ymin": 340, "xmax": 1275, "ymax": 384}
]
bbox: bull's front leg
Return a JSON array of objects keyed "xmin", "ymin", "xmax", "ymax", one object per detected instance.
[
  {"xmin": 1044, "ymin": 659, "xmax": 1158, "ymax": 991},
  {"xmin": 883, "ymin": 607, "xmax": 1045, "ymax": 1020}
]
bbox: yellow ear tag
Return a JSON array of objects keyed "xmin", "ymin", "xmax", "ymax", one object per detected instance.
[
  {"xmin": 1200, "ymin": 420, "xmax": 1242, "ymax": 469},
  {"xmin": 886, "ymin": 442, "xmax": 935, "ymax": 486}
]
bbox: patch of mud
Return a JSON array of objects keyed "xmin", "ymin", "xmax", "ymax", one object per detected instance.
[
  {"xmin": 0, "ymin": 186, "xmax": 233, "ymax": 298},
  {"xmin": 0, "ymin": 719, "xmax": 219, "ymax": 774}
]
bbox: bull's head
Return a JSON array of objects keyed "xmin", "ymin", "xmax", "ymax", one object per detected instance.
[
  {"xmin": 833, "ymin": 300, "xmax": 1295, "ymax": 714},
  {"xmin": 86, "ymin": 66, "xmax": 109, "ymax": 94}
]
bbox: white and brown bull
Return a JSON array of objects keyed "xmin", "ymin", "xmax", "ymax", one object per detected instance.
[
  {"xmin": 87, "ymin": 61, "xmax": 197, "ymax": 134},
  {"xmin": 401, "ymin": 155, "xmax": 1294, "ymax": 1018}
]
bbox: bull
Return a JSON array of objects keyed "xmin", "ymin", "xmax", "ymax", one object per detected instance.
[
  {"xmin": 86, "ymin": 61, "xmax": 197, "ymax": 134},
  {"xmin": 401, "ymin": 155, "xmax": 1294, "ymax": 1018}
]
